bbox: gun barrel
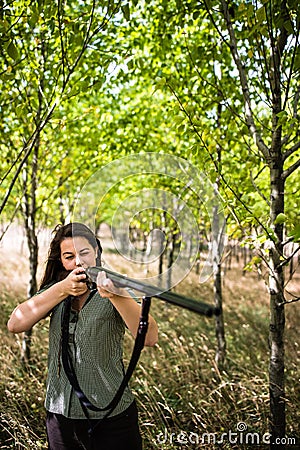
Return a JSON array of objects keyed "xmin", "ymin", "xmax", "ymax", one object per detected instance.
[{"xmin": 86, "ymin": 266, "xmax": 219, "ymax": 317}]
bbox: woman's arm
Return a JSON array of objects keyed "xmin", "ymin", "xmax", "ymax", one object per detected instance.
[
  {"xmin": 96, "ymin": 273, "xmax": 158, "ymax": 347},
  {"xmin": 7, "ymin": 268, "xmax": 88, "ymax": 333}
]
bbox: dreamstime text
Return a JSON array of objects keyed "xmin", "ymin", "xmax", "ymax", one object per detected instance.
[{"xmin": 155, "ymin": 423, "xmax": 297, "ymax": 446}]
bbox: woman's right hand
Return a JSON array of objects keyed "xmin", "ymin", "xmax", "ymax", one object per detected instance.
[{"xmin": 60, "ymin": 268, "xmax": 88, "ymax": 297}]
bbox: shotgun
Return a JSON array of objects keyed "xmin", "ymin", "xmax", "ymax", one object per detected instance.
[{"xmin": 85, "ymin": 266, "xmax": 220, "ymax": 317}]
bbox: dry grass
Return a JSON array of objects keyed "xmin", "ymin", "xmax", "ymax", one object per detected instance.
[{"xmin": 0, "ymin": 232, "xmax": 299, "ymax": 449}]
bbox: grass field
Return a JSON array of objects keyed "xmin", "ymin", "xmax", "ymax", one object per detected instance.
[{"xmin": 0, "ymin": 237, "xmax": 299, "ymax": 449}]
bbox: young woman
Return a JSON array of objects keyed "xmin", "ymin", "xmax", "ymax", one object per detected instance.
[{"xmin": 7, "ymin": 223, "xmax": 158, "ymax": 450}]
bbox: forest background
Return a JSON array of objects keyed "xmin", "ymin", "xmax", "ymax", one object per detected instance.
[{"xmin": 0, "ymin": 0, "xmax": 300, "ymax": 449}]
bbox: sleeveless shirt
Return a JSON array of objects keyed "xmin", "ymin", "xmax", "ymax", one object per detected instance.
[{"xmin": 44, "ymin": 290, "xmax": 134, "ymax": 418}]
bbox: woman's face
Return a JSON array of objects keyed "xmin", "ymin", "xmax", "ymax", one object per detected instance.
[{"xmin": 60, "ymin": 236, "xmax": 97, "ymax": 271}]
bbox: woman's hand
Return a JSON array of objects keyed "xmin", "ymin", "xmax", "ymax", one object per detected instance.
[
  {"xmin": 96, "ymin": 271, "xmax": 127, "ymax": 298},
  {"xmin": 61, "ymin": 268, "xmax": 88, "ymax": 297}
]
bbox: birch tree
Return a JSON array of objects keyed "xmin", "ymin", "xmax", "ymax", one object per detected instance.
[{"xmin": 214, "ymin": 1, "xmax": 299, "ymax": 441}]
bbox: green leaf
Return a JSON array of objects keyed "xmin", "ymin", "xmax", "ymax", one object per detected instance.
[
  {"xmin": 283, "ymin": 20, "xmax": 294, "ymax": 35},
  {"xmin": 276, "ymin": 110, "xmax": 288, "ymax": 129},
  {"xmin": 7, "ymin": 41, "xmax": 19, "ymax": 60},
  {"xmin": 121, "ymin": 3, "xmax": 130, "ymax": 21},
  {"xmin": 2, "ymin": 72, "xmax": 15, "ymax": 81},
  {"xmin": 274, "ymin": 213, "xmax": 287, "ymax": 224},
  {"xmin": 29, "ymin": 9, "xmax": 39, "ymax": 27},
  {"xmin": 0, "ymin": 19, "xmax": 9, "ymax": 33},
  {"xmin": 256, "ymin": 6, "xmax": 266, "ymax": 23},
  {"xmin": 288, "ymin": 225, "xmax": 300, "ymax": 242},
  {"xmin": 127, "ymin": 58, "xmax": 134, "ymax": 70}
]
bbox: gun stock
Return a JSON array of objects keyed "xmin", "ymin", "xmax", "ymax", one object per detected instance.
[{"xmin": 85, "ymin": 266, "xmax": 220, "ymax": 317}]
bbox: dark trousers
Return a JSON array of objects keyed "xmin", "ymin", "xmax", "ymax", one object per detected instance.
[{"xmin": 46, "ymin": 402, "xmax": 142, "ymax": 450}]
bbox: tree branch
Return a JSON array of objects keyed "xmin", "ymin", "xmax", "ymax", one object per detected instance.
[
  {"xmin": 0, "ymin": 201, "xmax": 21, "ymax": 243},
  {"xmin": 282, "ymin": 157, "xmax": 300, "ymax": 180},
  {"xmin": 282, "ymin": 14, "xmax": 300, "ymax": 111},
  {"xmin": 250, "ymin": 169, "xmax": 270, "ymax": 206},
  {"xmin": 277, "ymin": 297, "xmax": 300, "ymax": 307},
  {"xmin": 202, "ymin": 0, "xmax": 231, "ymax": 50},
  {"xmin": 219, "ymin": 0, "xmax": 270, "ymax": 161},
  {"xmin": 278, "ymin": 245, "xmax": 300, "ymax": 268},
  {"xmin": 282, "ymin": 141, "xmax": 300, "ymax": 162},
  {"xmin": 57, "ymin": 0, "xmax": 68, "ymax": 82},
  {"xmin": 292, "ymin": 81, "xmax": 300, "ymax": 119},
  {"xmin": 0, "ymin": 98, "xmax": 58, "ymax": 215}
]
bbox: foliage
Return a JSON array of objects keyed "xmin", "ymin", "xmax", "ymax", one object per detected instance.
[
  {"xmin": 0, "ymin": 0, "xmax": 131, "ymax": 225},
  {"xmin": 1, "ymin": 0, "xmax": 299, "ymax": 242},
  {"xmin": 112, "ymin": 0, "xmax": 300, "ymax": 239}
]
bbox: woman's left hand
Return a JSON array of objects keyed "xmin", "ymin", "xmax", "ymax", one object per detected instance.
[{"xmin": 96, "ymin": 272, "xmax": 126, "ymax": 298}]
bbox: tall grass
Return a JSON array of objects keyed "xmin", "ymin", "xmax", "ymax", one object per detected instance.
[{"xmin": 1, "ymin": 267, "xmax": 299, "ymax": 449}]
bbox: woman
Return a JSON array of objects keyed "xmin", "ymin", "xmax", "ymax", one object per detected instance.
[{"xmin": 7, "ymin": 223, "xmax": 158, "ymax": 450}]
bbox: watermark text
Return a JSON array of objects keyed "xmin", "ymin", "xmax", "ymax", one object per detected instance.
[{"xmin": 155, "ymin": 423, "xmax": 297, "ymax": 446}]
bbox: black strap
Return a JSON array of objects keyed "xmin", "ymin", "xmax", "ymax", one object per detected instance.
[{"xmin": 61, "ymin": 293, "xmax": 151, "ymax": 420}]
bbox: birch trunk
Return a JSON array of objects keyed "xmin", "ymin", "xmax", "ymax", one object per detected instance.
[
  {"xmin": 214, "ymin": 99, "xmax": 226, "ymax": 367},
  {"xmin": 268, "ymin": 145, "xmax": 286, "ymax": 441},
  {"xmin": 212, "ymin": 203, "xmax": 226, "ymax": 367},
  {"xmin": 21, "ymin": 130, "xmax": 40, "ymax": 365},
  {"xmin": 218, "ymin": 0, "xmax": 290, "ymax": 439},
  {"xmin": 268, "ymin": 6, "xmax": 287, "ymax": 437}
]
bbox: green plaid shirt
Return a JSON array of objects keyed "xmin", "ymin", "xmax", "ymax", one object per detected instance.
[{"xmin": 45, "ymin": 290, "xmax": 134, "ymax": 419}]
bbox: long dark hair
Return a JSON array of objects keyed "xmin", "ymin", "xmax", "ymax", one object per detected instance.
[{"xmin": 40, "ymin": 223, "xmax": 102, "ymax": 289}]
